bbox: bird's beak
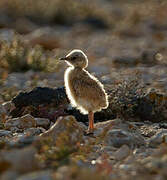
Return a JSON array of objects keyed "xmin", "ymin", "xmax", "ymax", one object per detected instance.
[{"xmin": 59, "ymin": 57, "xmax": 67, "ymax": 61}]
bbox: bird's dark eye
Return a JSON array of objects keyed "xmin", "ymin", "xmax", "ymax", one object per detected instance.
[{"xmin": 71, "ymin": 56, "xmax": 77, "ymax": 60}]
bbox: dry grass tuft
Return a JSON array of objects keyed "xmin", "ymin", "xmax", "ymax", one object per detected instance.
[{"xmin": 0, "ymin": 36, "xmax": 59, "ymax": 72}]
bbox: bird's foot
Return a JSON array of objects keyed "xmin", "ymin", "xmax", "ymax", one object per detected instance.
[{"xmin": 84, "ymin": 129, "xmax": 95, "ymax": 137}]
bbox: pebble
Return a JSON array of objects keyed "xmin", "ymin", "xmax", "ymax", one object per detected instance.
[
  {"xmin": 119, "ymin": 164, "xmax": 131, "ymax": 171},
  {"xmin": 17, "ymin": 170, "xmax": 52, "ymax": 180},
  {"xmin": 0, "ymin": 130, "xmax": 12, "ymax": 137},
  {"xmin": 149, "ymin": 129, "xmax": 167, "ymax": 147},
  {"xmin": 24, "ymin": 127, "xmax": 45, "ymax": 136},
  {"xmin": 2, "ymin": 101, "xmax": 15, "ymax": 114},
  {"xmin": 34, "ymin": 118, "xmax": 50, "ymax": 129},
  {"xmin": 9, "ymin": 134, "xmax": 37, "ymax": 148},
  {"xmin": 114, "ymin": 145, "xmax": 130, "ymax": 161}
]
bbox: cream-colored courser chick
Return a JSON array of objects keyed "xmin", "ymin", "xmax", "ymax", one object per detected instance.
[{"xmin": 60, "ymin": 49, "xmax": 108, "ymax": 133}]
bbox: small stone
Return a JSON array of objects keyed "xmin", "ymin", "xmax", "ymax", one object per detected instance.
[
  {"xmin": 34, "ymin": 118, "xmax": 50, "ymax": 129},
  {"xmin": 124, "ymin": 155, "xmax": 136, "ymax": 164},
  {"xmin": 0, "ymin": 104, "xmax": 6, "ymax": 113},
  {"xmin": 94, "ymin": 119, "xmax": 117, "ymax": 136},
  {"xmin": 0, "ymin": 130, "xmax": 12, "ymax": 137},
  {"xmin": 20, "ymin": 114, "xmax": 36, "ymax": 127},
  {"xmin": 105, "ymin": 129, "xmax": 145, "ymax": 148},
  {"xmin": 149, "ymin": 129, "xmax": 167, "ymax": 147},
  {"xmin": 78, "ymin": 122, "xmax": 87, "ymax": 131},
  {"xmin": 114, "ymin": 145, "xmax": 130, "ymax": 161},
  {"xmin": 101, "ymin": 75, "xmax": 113, "ymax": 84},
  {"xmin": 17, "ymin": 170, "xmax": 52, "ymax": 180},
  {"xmin": 119, "ymin": 164, "xmax": 131, "ymax": 171},
  {"xmin": 24, "ymin": 127, "xmax": 45, "ymax": 136},
  {"xmin": 100, "ymin": 146, "xmax": 116, "ymax": 152},
  {"xmin": 155, "ymin": 53, "xmax": 163, "ymax": 61},
  {"xmin": 141, "ymin": 50, "xmax": 158, "ymax": 64},
  {"xmin": 10, "ymin": 127, "xmax": 20, "ymax": 133},
  {"xmin": 2, "ymin": 101, "xmax": 15, "ymax": 114},
  {"xmin": 5, "ymin": 114, "xmax": 36, "ymax": 130},
  {"xmin": 9, "ymin": 134, "xmax": 37, "ymax": 148}
]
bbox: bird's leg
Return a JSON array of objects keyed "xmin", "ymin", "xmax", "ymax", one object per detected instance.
[{"xmin": 88, "ymin": 111, "xmax": 94, "ymax": 133}]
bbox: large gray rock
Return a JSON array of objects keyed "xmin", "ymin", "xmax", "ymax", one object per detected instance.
[
  {"xmin": 40, "ymin": 115, "xmax": 84, "ymax": 144},
  {"xmin": 105, "ymin": 129, "xmax": 145, "ymax": 148},
  {"xmin": 95, "ymin": 119, "xmax": 145, "ymax": 148}
]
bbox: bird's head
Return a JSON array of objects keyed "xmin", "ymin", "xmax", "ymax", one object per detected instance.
[{"xmin": 59, "ymin": 49, "xmax": 88, "ymax": 68}]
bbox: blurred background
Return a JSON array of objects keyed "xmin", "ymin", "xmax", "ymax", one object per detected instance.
[{"xmin": 0, "ymin": 0, "xmax": 167, "ymax": 102}]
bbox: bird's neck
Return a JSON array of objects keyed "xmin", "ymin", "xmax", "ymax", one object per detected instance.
[{"xmin": 73, "ymin": 66, "xmax": 84, "ymax": 70}]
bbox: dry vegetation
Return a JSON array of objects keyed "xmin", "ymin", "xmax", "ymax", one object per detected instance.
[
  {"xmin": 0, "ymin": 36, "xmax": 59, "ymax": 72},
  {"xmin": 0, "ymin": 0, "xmax": 167, "ymax": 180}
]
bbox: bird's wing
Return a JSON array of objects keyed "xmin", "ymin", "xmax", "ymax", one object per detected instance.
[{"xmin": 71, "ymin": 76, "xmax": 105, "ymax": 100}]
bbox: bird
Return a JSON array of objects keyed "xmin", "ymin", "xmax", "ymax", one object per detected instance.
[{"xmin": 60, "ymin": 49, "xmax": 108, "ymax": 133}]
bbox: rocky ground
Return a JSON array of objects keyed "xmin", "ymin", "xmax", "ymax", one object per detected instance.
[{"xmin": 0, "ymin": 0, "xmax": 167, "ymax": 179}]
